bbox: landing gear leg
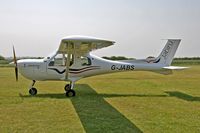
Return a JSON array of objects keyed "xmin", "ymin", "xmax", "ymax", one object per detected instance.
[
  {"xmin": 65, "ymin": 81, "xmax": 76, "ymax": 97},
  {"xmin": 29, "ymin": 80, "xmax": 37, "ymax": 96}
]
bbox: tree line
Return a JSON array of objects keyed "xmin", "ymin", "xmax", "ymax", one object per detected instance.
[
  {"xmin": 0, "ymin": 55, "xmax": 5, "ymax": 60},
  {"xmin": 103, "ymin": 56, "xmax": 200, "ymax": 61}
]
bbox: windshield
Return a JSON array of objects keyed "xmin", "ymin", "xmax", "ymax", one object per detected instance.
[{"xmin": 44, "ymin": 51, "xmax": 57, "ymax": 60}]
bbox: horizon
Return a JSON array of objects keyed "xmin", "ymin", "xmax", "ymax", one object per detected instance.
[{"xmin": 2, "ymin": 55, "xmax": 200, "ymax": 59}]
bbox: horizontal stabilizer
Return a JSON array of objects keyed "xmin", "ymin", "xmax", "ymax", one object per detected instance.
[
  {"xmin": 151, "ymin": 69, "xmax": 172, "ymax": 75},
  {"xmin": 151, "ymin": 66, "xmax": 188, "ymax": 75},
  {"xmin": 163, "ymin": 66, "xmax": 189, "ymax": 70}
]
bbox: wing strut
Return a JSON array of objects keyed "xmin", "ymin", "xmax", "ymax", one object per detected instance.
[{"xmin": 65, "ymin": 43, "xmax": 71, "ymax": 79}]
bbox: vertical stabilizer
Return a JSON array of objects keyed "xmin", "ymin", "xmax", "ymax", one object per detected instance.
[{"xmin": 156, "ymin": 39, "xmax": 181, "ymax": 66}]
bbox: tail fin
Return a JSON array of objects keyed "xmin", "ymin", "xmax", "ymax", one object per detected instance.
[{"xmin": 156, "ymin": 39, "xmax": 181, "ymax": 66}]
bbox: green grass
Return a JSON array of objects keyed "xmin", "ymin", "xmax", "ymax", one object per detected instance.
[
  {"xmin": 0, "ymin": 60, "xmax": 9, "ymax": 64},
  {"xmin": 0, "ymin": 66, "xmax": 200, "ymax": 132}
]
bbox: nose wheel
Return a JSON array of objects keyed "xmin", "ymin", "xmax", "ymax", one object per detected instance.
[
  {"xmin": 29, "ymin": 87, "xmax": 37, "ymax": 96},
  {"xmin": 29, "ymin": 80, "xmax": 37, "ymax": 96},
  {"xmin": 64, "ymin": 82, "xmax": 76, "ymax": 97}
]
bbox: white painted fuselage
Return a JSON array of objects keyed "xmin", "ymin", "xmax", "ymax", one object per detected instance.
[{"xmin": 17, "ymin": 53, "xmax": 162, "ymax": 82}]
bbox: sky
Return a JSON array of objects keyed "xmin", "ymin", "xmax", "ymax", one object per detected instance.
[{"xmin": 0, "ymin": 0, "xmax": 200, "ymax": 58}]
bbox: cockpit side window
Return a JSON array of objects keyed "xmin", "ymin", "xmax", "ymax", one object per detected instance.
[{"xmin": 81, "ymin": 57, "xmax": 92, "ymax": 66}]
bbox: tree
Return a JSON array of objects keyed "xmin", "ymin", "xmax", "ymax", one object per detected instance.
[
  {"xmin": 0, "ymin": 55, "xmax": 5, "ymax": 60},
  {"xmin": 102, "ymin": 56, "xmax": 135, "ymax": 60}
]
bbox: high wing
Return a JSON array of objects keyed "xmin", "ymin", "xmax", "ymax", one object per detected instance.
[
  {"xmin": 57, "ymin": 35, "xmax": 115, "ymax": 80},
  {"xmin": 58, "ymin": 35, "xmax": 115, "ymax": 55}
]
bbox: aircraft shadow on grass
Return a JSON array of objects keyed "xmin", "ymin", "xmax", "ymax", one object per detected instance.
[
  {"xmin": 165, "ymin": 91, "xmax": 200, "ymax": 102},
  {"xmin": 19, "ymin": 84, "xmax": 200, "ymax": 133},
  {"xmin": 20, "ymin": 84, "xmax": 145, "ymax": 133}
]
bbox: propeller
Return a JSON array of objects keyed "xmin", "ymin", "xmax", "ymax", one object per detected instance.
[{"xmin": 13, "ymin": 46, "xmax": 18, "ymax": 81}]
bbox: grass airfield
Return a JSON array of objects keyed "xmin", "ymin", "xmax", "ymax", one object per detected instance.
[{"xmin": 0, "ymin": 66, "xmax": 200, "ymax": 133}]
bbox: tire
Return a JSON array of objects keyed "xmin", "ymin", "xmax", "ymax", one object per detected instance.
[
  {"xmin": 64, "ymin": 84, "xmax": 71, "ymax": 91},
  {"xmin": 66, "ymin": 90, "xmax": 76, "ymax": 97},
  {"xmin": 29, "ymin": 88, "xmax": 37, "ymax": 96}
]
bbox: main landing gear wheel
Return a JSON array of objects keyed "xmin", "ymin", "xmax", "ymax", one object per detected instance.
[
  {"xmin": 66, "ymin": 89, "xmax": 76, "ymax": 97},
  {"xmin": 29, "ymin": 87, "xmax": 37, "ymax": 96},
  {"xmin": 65, "ymin": 82, "xmax": 76, "ymax": 97}
]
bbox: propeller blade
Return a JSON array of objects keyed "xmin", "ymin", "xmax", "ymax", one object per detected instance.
[
  {"xmin": 13, "ymin": 46, "xmax": 18, "ymax": 81},
  {"xmin": 15, "ymin": 66, "xmax": 18, "ymax": 81}
]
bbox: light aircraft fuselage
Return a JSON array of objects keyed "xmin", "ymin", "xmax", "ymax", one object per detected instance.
[{"xmin": 12, "ymin": 35, "xmax": 187, "ymax": 97}]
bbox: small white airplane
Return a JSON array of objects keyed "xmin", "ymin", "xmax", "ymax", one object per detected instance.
[{"xmin": 12, "ymin": 35, "xmax": 187, "ymax": 97}]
